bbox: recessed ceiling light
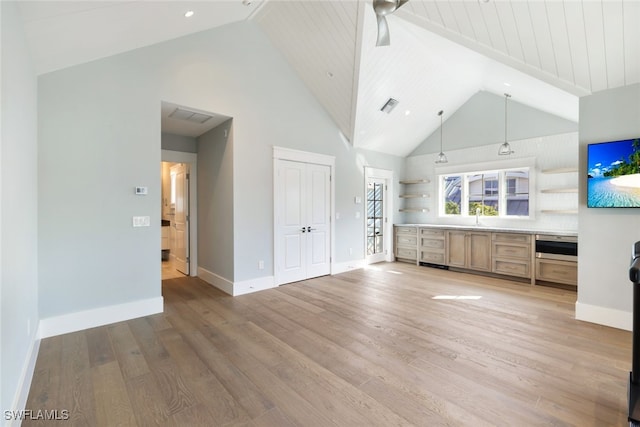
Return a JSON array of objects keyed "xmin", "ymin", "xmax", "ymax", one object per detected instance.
[
  {"xmin": 326, "ymin": 71, "xmax": 334, "ymax": 78},
  {"xmin": 184, "ymin": 10, "xmax": 194, "ymax": 18},
  {"xmin": 405, "ymin": 110, "xmax": 411, "ymax": 116},
  {"xmin": 504, "ymin": 82, "xmax": 511, "ymax": 87},
  {"xmin": 242, "ymin": 0, "xmax": 252, "ymax": 5}
]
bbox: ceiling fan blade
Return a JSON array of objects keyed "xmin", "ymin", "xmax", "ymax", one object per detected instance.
[
  {"xmin": 396, "ymin": 0, "xmax": 409, "ymax": 10},
  {"xmin": 376, "ymin": 14, "xmax": 390, "ymax": 47}
]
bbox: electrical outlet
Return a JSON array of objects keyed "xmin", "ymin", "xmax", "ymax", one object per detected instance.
[
  {"xmin": 349, "ymin": 248, "xmax": 353, "ymax": 255},
  {"xmin": 258, "ymin": 260, "xmax": 264, "ymax": 270}
]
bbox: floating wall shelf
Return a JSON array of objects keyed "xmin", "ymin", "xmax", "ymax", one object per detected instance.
[
  {"xmin": 399, "ymin": 194, "xmax": 430, "ymax": 198},
  {"xmin": 541, "ymin": 209, "xmax": 578, "ymax": 214},
  {"xmin": 399, "ymin": 179, "xmax": 430, "ymax": 184},
  {"xmin": 542, "ymin": 167, "xmax": 578, "ymax": 174},
  {"xmin": 541, "ymin": 188, "xmax": 578, "ymax": 194},
  {"xmin": 399, "ymin": 208, "xmax": 429, "ymax": 213}
]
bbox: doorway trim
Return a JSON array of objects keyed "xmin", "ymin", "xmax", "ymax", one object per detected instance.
[
  {"xmin": 161, "ymin": 149, "xmax": 198, "ymax": 276},
  {"xmin": 273, "ymin": 146, "xmax": 335, "ymax": 285},
  {"xmin": 364, "ymin": 167, "xmax": 394, "ymax": 263}
]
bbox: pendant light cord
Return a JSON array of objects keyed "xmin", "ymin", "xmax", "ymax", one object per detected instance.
[
  {"xmin": 438, "ymin": 110, "xmax": 444, "ymax": 152},
  {"xmin": 504, "ymin": 93, "xmax": 511, "ymax": 143}
]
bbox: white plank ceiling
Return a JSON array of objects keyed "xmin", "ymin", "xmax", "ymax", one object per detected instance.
[{"xmin": 15, "ymin": 0, "xmax": 640, "ymax": 156}]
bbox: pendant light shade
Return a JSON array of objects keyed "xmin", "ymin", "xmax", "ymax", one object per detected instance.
[
  {"xmin": 435, "ymin": 110, "xmax": 448, "ymax": 164},
  {"xmin": 498, "ymin": 93, "xmax": 514, "ymax": 155}
]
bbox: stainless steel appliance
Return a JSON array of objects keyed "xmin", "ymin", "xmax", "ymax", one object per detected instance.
[{"xmin": 535, "ymin": 234, "xmax": 577, "ymax": 261}]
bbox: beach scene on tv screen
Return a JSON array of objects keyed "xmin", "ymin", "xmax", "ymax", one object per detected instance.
[{"xmin": 588, "ymin": 138, "xmax": 640, "ymax": 207}]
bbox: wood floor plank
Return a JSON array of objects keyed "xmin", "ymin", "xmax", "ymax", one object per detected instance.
[
  {"xmin": 157, "ymin": 328, "xmax": 252, "ymax": 425},
  {"xmin": 59, "ymin": 331, "xmax": 96, "ymax": 426},
  {"xmin": 92, "ymin": 361, "xmax": 137, "ymax": 427},
  {"xmin": 108, "ymin": 322, "xmax": 150, "ymax": 380},
  {"xmin": 85, "ymin": 327, "xmax": 115, "ymax": 368},
  {"xmin": 127, "ymin": 317, "xmax": 170, "ymax": 365},
  {"xmin": 22, "ymin": 336, "xmax": 62, "ymax": 426},
  {"xmin": 180, "ymin": 328, "xmax": 275, "ymax": 419},
  {"xmin": 24, "ymin": 262, "xmax": 632, "ymax": 426},
  {"xmin": 125, "ymin": 373, "xmax": 171, "ymax": 426}
]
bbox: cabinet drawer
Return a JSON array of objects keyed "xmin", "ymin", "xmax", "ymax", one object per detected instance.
[
  {"xmin": 493, "ymin": 259, "xmax": 530, "ymax": 278},
  {"xmin": 492, "ymin": 232, "xmax": 531, "ymax": 244},
  {"xmin": 420, "ymin": 238, "xmax": 444, "ymax": 250},
  {"xmin": 421, "ymin": 251, "xmax": 445, "ymax": 264},
  {"xmin": 396, "ymin": 235, "xmax": 417, "ymax": 246},
  {"xmin": 396, "ymin": 227, "xmax": 417, "ymax": 235},
  {"xmin": 492, "ymin": 243, "xmax": 530, "ymax": 260},
  {"xmin": 420, "ymin": 228, "xmax": 445, "ymax": 239},
  {"xmin": 396, "ymin": 247, "xmax": 417, "ymax": 260},
  {"xmin": 536, "ymin": 259, "xmax": 577, "ymax": 286}
]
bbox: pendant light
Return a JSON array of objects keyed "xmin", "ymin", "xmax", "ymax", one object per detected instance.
[
  {"xmin": 435, "ymin": 110, "xmax": 448, "ymax": 164},
  {"xmin": 498, "ymin": 93, "xmax": 514, "ymax": 155}
]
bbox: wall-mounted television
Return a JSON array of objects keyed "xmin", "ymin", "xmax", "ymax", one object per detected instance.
[{"xmin": 587, "ymin": 137, "xmax": 640, "ymax": 207}]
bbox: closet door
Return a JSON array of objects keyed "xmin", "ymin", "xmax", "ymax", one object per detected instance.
[{"xmin": 275, "ymin": 160, "xmax": 330, "ymax": 285}]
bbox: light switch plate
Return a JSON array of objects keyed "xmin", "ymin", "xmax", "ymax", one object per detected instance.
[
  {"xmin": 135, "ymin": 186, "xmax": 148, "ymax": 195},
  {"xmin": 354, "ymin": 196, "xmax": 362, "ymax": 204},
  {"xmin": 133, "ymin": 216, "xmax": 150, "ymax": 227}
]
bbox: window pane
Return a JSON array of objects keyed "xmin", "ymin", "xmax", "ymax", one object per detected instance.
[
  {"xmin": 443, "ymin": 175, "xmax": 462, "ymax": 215},
  {"xmin": 506, "ymin": 169, "xmax": 529, "ymax": 216},
  {"xmin": 469, "ymin": 172, "xmax": 499, "ymax": 215}
]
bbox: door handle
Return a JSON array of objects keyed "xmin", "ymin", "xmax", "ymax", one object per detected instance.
[
  {"xmin": 301, "ymin": 227, "xmax": 306, "ymax": 233},
  {"xmin": 307, "ymin": 226, "xmax": 316, "ymax": 232}
]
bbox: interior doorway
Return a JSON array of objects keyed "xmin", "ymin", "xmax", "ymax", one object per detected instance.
[{"xmin": 160, "ymin": 151, "xmax": 198, "ymax": 281}]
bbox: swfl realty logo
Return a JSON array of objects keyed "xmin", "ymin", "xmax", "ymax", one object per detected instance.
[{"xmin": 4, "ymin": 409, "xmax": 69, "ymax": 421}]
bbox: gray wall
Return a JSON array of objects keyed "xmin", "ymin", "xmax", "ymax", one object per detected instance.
[
  {"xmin": 37, "ymin": 21, "xmax": 405, "ymax": 316},
  {"xmin": 578, "ymin": 83, "xmax": 640, "ymax": 317},
  {"xmin": 161, "ymin": 132, "xmax": 197, "ymax": 153},
  {"xmin": 197, "ymin": 120, "xmax": 234, "ymax": 281},
  {"xmin": 1, "ymin": 1, "xmax": 39, "ymax": 412},
  {"xmin": 410, "ymin": 91, "xmax": 578, "ymax": 156}
]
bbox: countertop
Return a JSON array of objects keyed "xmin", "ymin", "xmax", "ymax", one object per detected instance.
[{"xmin": 394, "ymin": 223, "xmax": 577, "ymax": 237}]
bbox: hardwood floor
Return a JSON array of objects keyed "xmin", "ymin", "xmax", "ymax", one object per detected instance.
[{"xmin": 24, "ymin": 262, "xmax": 631, "ymax": 426}]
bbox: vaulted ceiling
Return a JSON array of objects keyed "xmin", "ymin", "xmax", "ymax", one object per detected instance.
[{"xmin": 16, "ymin": 1, "xmax": 640, "ymax": 157}]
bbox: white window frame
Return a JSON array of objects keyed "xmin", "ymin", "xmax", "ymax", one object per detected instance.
[{"xmin": 436, "ymin": 157, "xmax": 536, "ymax": 220}]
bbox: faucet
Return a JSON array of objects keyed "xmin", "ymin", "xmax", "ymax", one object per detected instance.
[{"xmin": 475, "ymin": 207, "xmax": 481, "ymax": 226}]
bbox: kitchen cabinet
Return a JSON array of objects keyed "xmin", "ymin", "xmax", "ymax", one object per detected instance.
[
  {"xmin": 536, "ymin": 258, "xmax": 577, "ymax": 287},
  {"xmin": 492, "ymin": 232, "xmax": 532, "ymax": 279},
  {"xmin": 446, "ymin": 230, "xmax": 491, "ymax": 272},
  {"xmin": 419, "ymin": 228, "xmax": 446, "ymax": 265},
  {"xmin": 394, "ymin": 226, "xmax": 417, "ymax": 264}
]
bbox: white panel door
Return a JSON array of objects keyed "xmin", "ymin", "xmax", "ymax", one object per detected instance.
[
  {"xmin": 277, "ymin": 161, "xmax": 306, "ymax": 284},
  {"xmin": 275, "ymin": 160, "xmax": 331, "ymax": 285},
  {"xmin": 171, "ymin": 163, "xmax": 189, "ymax": 275},
  {"xmin": 306, "ymin": 164, "xmax": 331, "ymax": 278}
]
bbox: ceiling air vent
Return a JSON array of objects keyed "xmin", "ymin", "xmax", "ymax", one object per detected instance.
[{"xmin": 168, "ymin": 108, "xmax": 213, "ymax": 124}]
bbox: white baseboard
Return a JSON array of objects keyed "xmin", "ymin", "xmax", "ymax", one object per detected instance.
[
  {"xmin": 332, "ymin": 259, "xmax": 366, "ymax": 275},
  {"xmin": 233, "ymin": 276, "xmax": 276, "ymax": 296},
  {"xmin": 198, "ymin": 267, "xmax": 275, "ymax": 296},
  {"xmin": 38, "ymin": 296, "xmax": 164, "ymax": 339},
  {"xmin": 575, "ymin": 301, "xmax": 632, "ymax": 331},
  {"xmin": 198, "ymin": 267, "xmax": 234, "ymax": 295},
  {"xmin": 6, "ymin": 335, "xmax": 41, "ymax": 427}
]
